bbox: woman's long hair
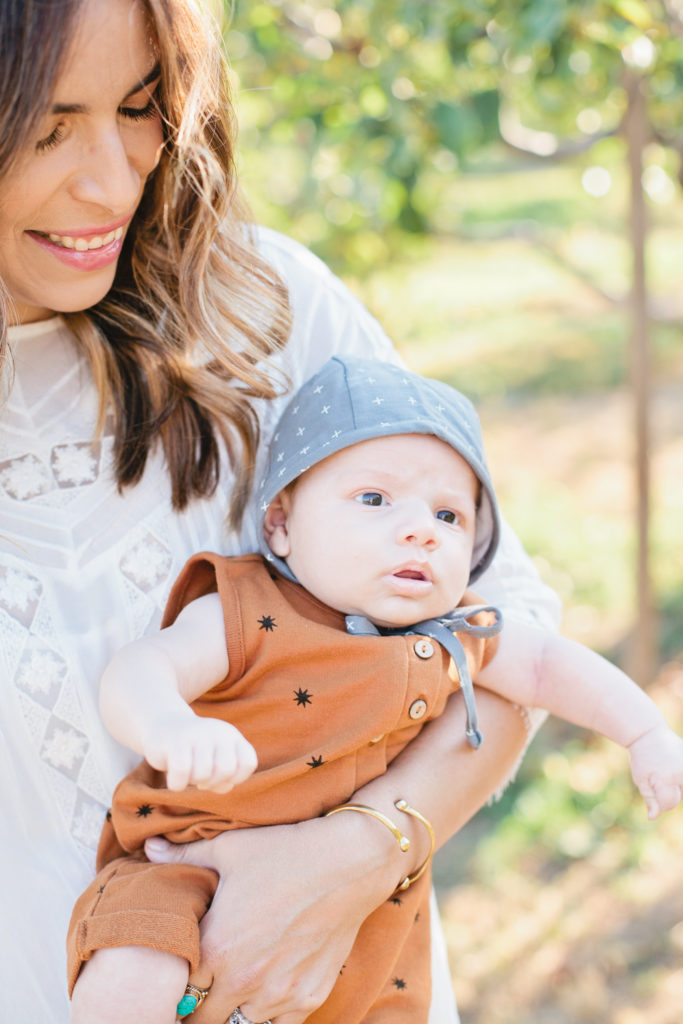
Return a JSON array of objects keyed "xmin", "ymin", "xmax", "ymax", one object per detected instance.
[{"xmin": 0, "ymin": 0, "xmax": 292, "ymax": 526}]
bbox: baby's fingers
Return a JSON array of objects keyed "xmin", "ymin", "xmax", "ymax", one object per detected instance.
[
  {"xmin": 165, "ymin": 748, "xmax": 194, "ymax": 791},
  {"xmin": 649, "ymin": 775, "xmax": 683, "ymax": 817},
  {"xmin": 223, "ymin": 735, "xmax": 257, "ymax": 787},
  {"xmin": 194, "ymin": 745, "xmax": 235, "ymax": 793},
  {"xmin": 197, "ymin": 737, "xmax": 257, "ymax": 793},
  {"xmin": 642, "ymin": 792, "xmax": 661, "ymax": 820}
]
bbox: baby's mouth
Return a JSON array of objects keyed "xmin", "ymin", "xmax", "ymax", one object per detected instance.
[{"xmin": 394, "ymin": 569, "xmax": 428, "ymax": 582}]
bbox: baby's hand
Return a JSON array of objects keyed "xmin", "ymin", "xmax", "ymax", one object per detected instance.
[
  {"xmin": 142, "ymin": 711, "xmax": 258, "ymax": 793},
  {"xmin": 628, "ymin": 725, "xmax": 683, "ymax": 819}
]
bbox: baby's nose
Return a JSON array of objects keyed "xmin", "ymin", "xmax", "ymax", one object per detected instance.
[{"xmin": 398, "ymin": 505, "xmax": 439, "ymax": 548}]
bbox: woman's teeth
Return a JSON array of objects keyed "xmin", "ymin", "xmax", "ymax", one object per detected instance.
[{"xmin": 47, "ymin": 226, "xmax": 124, "ymax": 251}]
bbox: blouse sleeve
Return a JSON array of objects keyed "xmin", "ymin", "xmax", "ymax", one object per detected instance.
[{"xmin": 257, "ymin": 226, "xmax": 400, "ymax": 387}]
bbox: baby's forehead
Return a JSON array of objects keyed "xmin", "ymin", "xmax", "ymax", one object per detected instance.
[
  {"xmin": 331, "ymin": 431, "xmax": 466, "ymax": 457},
  {"xmin": 302, "ymin": 432, "xmax": 479, "ymax": 488}
]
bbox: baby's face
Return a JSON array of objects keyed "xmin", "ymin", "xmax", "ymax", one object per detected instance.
[{"xmin": 268, "ymin": 433, "xmax": 478, "ymax": 628}]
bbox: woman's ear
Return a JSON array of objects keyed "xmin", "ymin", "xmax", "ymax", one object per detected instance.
[{"xmin": 263, "ymin": 492, "xmax": 292, "ymax": 557}]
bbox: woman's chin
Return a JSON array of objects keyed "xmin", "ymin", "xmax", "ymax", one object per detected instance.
[{"xmin": 33, "ymin": 276, "xmax": 117, "ymax": 317}]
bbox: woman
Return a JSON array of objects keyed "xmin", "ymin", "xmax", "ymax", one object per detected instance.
[{"xmin": 0, "ymin": 0, "xmax": 560, "ymax": 1021}]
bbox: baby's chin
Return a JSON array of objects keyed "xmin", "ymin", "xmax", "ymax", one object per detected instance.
[{"xmin": 356, "ymin": 601, "xmax": 451, "ymax": 631}]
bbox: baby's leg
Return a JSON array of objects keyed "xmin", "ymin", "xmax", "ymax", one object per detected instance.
[{"xmin": 70, "ymin": 945, "xmax": 188, "ymax": 1024}]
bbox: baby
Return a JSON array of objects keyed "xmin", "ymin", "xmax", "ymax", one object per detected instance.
[{"xmin": 68, "ymin": 356, "xmax": 683, "ymax": 1024}]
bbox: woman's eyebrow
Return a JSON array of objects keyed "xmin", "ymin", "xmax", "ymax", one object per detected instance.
[
  {"xmin": 50, "ymin": 63, "xmax": 161, "ymax": 115},
  {"xmin": 124, "ymin": 62, "xmax": 161, "ymax": 99}
]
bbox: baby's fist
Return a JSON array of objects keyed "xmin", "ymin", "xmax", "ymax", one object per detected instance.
[{"xmin": 629, "ymin": 725, "xmax": 683, "ymax": 819}]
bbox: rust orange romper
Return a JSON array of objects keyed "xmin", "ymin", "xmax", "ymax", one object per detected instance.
[{"xmin": 67, "ymin": 552, "xmax": 498, "ymax": 1022}]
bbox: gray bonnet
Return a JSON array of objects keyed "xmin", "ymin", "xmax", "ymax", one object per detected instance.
[{"xmin": 258, "ymin": 356, "xmax": 500, "ymax": 585}]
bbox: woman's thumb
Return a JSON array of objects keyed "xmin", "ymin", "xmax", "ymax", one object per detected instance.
[
  {"xmin": 144, "ymin": 835, "xmax": 215, "ymax": 868},
  {"xmin": 144, "ymin": 836, "xmax": 184, "ymax": 861}
]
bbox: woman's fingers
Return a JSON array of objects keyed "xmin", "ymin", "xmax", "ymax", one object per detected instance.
[
  {"xmin": 144, "ymin": 834, "xmax": 219, "ymax": 872},
  {"xmin": 154, "ymin": 818, "xmax": 377, "ymax": 1024}
]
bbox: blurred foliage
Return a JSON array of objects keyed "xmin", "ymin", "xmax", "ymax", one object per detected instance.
[{"xmin": 227, "ymin": 0, "xmax": 683, "ymax": 274}]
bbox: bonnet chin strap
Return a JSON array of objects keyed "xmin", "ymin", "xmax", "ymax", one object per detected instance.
[{"xmin": 345, "ymin": 605, "xmax": 503, "ymax": 749}]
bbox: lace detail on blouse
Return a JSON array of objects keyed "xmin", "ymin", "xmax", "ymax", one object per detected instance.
[{"xmin": 2, "ymin": 319, "xmax": 209, "ymax": 856}]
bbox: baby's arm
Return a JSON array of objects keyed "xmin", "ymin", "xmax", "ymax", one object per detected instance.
[
  {"xmin": 99, "ymin": 593, "xmax": 257, "ymax": 793},
  {"xmin": 476, "ymin": 622, "xmax": 683, "ymax": 819}
]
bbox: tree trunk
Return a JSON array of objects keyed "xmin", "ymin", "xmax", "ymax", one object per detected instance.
[{"xmin": 624, "ymin": 71, "xmax": 656, "ymax": 686}]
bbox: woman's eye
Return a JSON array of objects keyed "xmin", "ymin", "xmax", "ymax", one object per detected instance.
[
  {"xmin": 356, "ymin": 492, "xmax": 384, "ymax": 507},
  {"xmin": 35, "ymin": 95, "xmax": 158, "ymax": 154},
  {"xmin": 436, "ymin": 509, "xmax": 459, "ymax": 524},
  {"xmin": 36, "ymin": 124, "xmax": 66, "ymax": 153},
  {"xmin": 119, "ymin": 98, "xmax": 158, "ymax": 121}
]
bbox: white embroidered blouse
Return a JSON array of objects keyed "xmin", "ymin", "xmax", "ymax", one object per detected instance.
[{"xmin": 0, "ymin": 229, "xmax": 559, "ymax": 1021}]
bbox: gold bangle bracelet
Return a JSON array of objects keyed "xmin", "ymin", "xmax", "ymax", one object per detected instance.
[
  {"xmin": 324, "ymin": 799, "xmax": 435, "ymax": 893},
  {"xmin": 393, "ymin": 799, "xmax": 436, "ymax": 891},
  {"xmin": 325, "ymin": 803, "xmax": 411, "ymax": 852}
]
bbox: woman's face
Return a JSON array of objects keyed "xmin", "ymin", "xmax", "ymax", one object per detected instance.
[{"xmin": 0, "ymin": 0, "xmax": 164, "ymax": 324}]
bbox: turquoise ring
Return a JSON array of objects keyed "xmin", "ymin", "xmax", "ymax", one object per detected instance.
[{"xmin": 176, "ymin": 983, "xmax": 211, "ymax": 1017}]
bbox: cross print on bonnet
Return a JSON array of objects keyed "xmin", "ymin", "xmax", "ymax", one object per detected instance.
[{"xmin": 257, "ymin": 356, "xmax": 503, "ymax": 748}]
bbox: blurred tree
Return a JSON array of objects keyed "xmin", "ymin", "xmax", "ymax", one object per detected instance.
[{"xmin": 228, "ymin": 0, "xmax": 683, "ymax": 273}]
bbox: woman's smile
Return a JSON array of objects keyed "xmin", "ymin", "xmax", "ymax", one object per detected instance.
[
  {"xmin": 39, "ymin": 226, "xmax": 125, "ymax": 250},
  {"xmin": 28, "ymin": 226, "xmax": 125, "ymax": 269}
]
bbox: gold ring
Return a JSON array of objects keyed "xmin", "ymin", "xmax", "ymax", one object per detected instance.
[{"xmin": 176, "ymin": 982, "xmax": 211, "ymax": 1017}]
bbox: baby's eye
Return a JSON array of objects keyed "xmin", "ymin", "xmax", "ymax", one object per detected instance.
[
  {"xmin": 436, "ymin": 509, "xmax": 460, "ymax": 524},
  {"xmin": 356, "ymin": 492, "xmax": 385, "ymax": 507}
]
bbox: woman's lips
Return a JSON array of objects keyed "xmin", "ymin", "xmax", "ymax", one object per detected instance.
[{"xmin": 27, "ymin": 228, "xmax": 125, "ymax": 271}]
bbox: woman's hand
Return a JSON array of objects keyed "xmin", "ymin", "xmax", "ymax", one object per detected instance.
[
  {"xmin": 145, "ymin": 688, "xmax": 529, "ymax": 1023},
  {"xmin": 145, "ymin": 812, "xmax": 399, "ymax": 1024}
]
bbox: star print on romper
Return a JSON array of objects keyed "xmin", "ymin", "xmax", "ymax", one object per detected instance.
[
  {"xmin": 293, "ymin": 687, "xmax": 313, "ymax": 706},
  {"xmin": 258, "ymin": 614, "xmax": 277, "ymax": 631},
  {"xmin": 392, "ymin": 978, "xmax": 407, "ymax": 991},
  {"xmin": 135, "ymin": 803, "xmax": 154, "ymax": 817},
  {"xmin": 307, "ymin": 755, "xmax": 325, "ymax": 768}
]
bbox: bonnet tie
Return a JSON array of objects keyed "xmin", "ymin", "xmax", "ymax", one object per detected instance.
[{"xmin": 345, "ymin": 605, "xmax": 503, "ymax": 749}]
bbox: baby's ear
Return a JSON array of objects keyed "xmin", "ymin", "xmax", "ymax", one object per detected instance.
[{"xmin": 263, "ymin": 493, "xmax": 292, "ymax": 557}]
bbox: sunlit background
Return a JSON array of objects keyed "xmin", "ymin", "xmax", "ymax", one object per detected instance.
[{"xmin": 227, "ymin": 2, "xmax": 683, "ymax": 1020}]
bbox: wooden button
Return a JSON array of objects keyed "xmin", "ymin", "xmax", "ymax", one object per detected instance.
[
  {"xmin": 414, "ymin": 639, "xmax": 434, "ymax": 659},
  {"xmin": 409, "ymin": 698, "xmax": 428, "ymax": 720}
]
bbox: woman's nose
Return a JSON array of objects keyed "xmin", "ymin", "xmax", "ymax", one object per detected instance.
[{"xmin": 69, "ymin": 128, "xmax": 142, "ymax": 214}]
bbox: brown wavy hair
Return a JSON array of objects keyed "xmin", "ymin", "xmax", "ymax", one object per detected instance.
[{"xmin": 0, "ymin": 0, "xmax": 292, "ymax": 526}]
